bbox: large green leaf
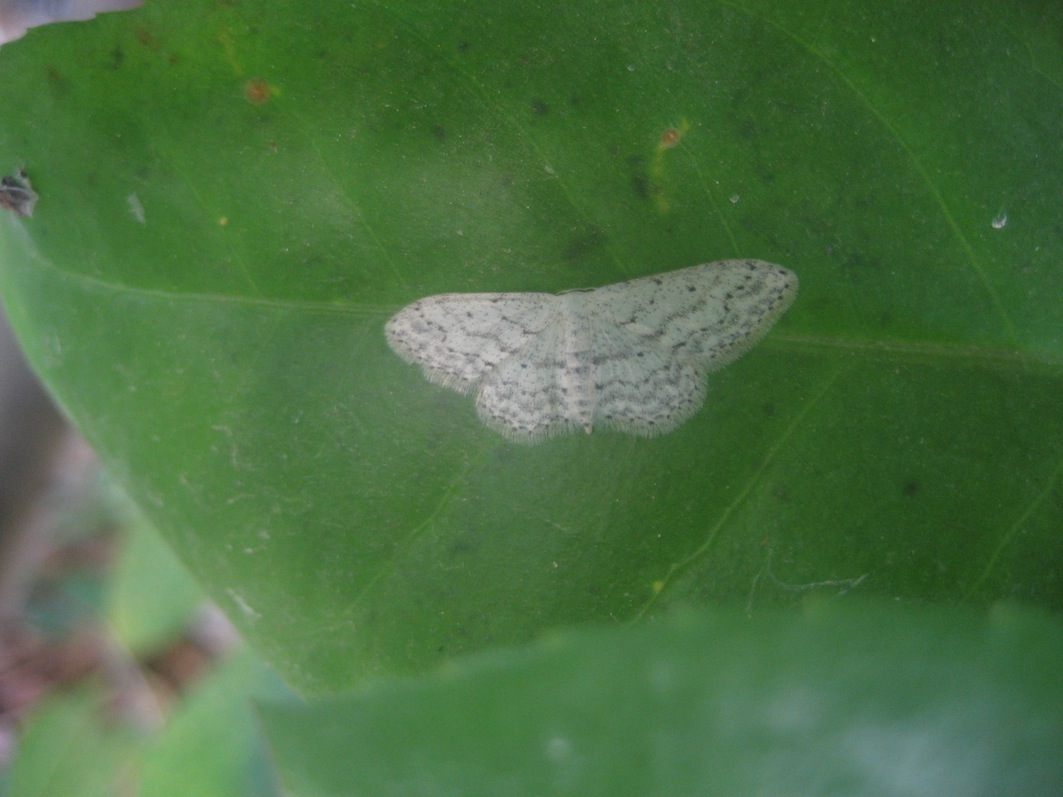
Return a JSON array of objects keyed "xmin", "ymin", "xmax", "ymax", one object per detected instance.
[
  {"xmin": 0, "ymin": 1, "xmax": 1059, "ymax": 689},
  {"xmin": 260, "ymin": 603, "xmax": 1063, "ymax": 797}
]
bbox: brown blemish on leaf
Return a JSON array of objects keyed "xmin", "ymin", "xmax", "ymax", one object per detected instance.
[
  {"xmin": 659, "ymin": 127, "xmax": 682, "ymax": 148},
  {"xmin": 649, "ymin": 120, "xmax": 691, "ymax": 213},
  {"xmin": 243, "ymin": 78, "xmax": 273, "ymax": 105},
  {"xmin": 134, "ymin": 26, "xmax": 160, "ymax": 49}
]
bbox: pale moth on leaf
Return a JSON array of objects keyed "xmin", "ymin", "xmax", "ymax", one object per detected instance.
[{"xmin": 385, "ymin": 259, "xmax": 797, "ymax": 444}]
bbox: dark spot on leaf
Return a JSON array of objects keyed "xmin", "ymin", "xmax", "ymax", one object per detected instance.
[
  {"xmin": 902, "ymin": 480, "xmax": 920, "ymax": 497},
  {"xmin": 627, "ymin": 154, "xmax": 659, "ymax": 201},
  {"xmin": 844, "ymin": 253, "xmax": 868, "ymax": 272},
  {"xmin": 631, "ymin": 170, "xmax": 651, "ymax": 199},
  {"xmin": 735, "ymin": 117, "xmax": 756, "ymax": 139},
  {"xmin": 530, "ymin": 97, "xmax": 549, "ymax": 115},
  {"xmin": 450, "ymin": 536, "xmax": 476, "ymax": 555},
  {"xmin": 134, "ymin": 27, "xmax": 161, "ymax": 49},
  {"xmin": 45, "ymin": 65, "xmax": 70, "ymax": 94},
  {"xmin": 562, "ymin": 225, "xmax": 604, "ymax": 261}
]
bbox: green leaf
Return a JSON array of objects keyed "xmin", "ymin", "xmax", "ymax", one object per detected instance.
[
  {"xmin": 137, "ymin": 648, "xmax": 290, "ymax": 797},
  {"xmin": 0, "ymin": 1, "xmax": 1060, "ymax": 689},
  {"xmin": 6, "ymin": 649, "xmax": 290, "ymax": 797},
  {"xmin": 7, "ymin": 689, "xmax": 143, "ymax": 797},
  {"xmin": 106, "ymin": 496, "xmax": 205, "ymax": 656},
  {"xmin": 260, "ymin": 603, "xmax": 1063, "ymax": 797}
]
